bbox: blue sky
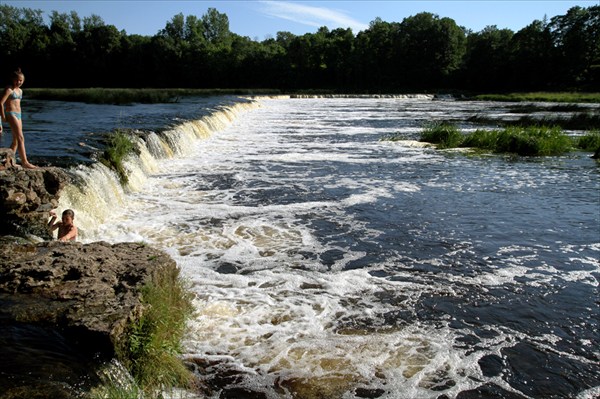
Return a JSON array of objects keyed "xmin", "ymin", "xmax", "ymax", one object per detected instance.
[{"xmin": 3, "ymin": 1, "xmax": 597, "ymax": 39}]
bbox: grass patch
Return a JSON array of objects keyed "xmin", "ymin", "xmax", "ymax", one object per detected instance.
[
  {"xmin": 115, "ymin": 264, "xmax": 195, "ymax": 397},
  {"xmin": 513, "ymin": 113, "xmax": 600, "ymax": 130},
  {"xmin": 99, "ymin": 130, "xmax": 136, "ymax": 185},
  {"xmin": 460, "ymin": 129, "xmax": 498, "ymax": 151},
  {"xmin": 27, "ymin": 88, "xmax": 280, "ymax": 104},
  {"xmin": 472, "ymin": 92, "xmax": 600, "ymax": 103},
  {"xmin": 468, "ymin": 112, "xmax": 600, "ymax": 130},
  {"xmin": 420, "ymin": 122, "xmax": 463, "ymax": 149},
  {"xmin": 89, "ymin": 380, "xmax": 142, "ymax": 399},
  {"xmin": 420, "ymin": 123, "xmax": 576, "ymax": 156},
  {"xmin": 492, "ymin": 126, "xmax": 572, "ymax": 156},
  {"xmin": 576, "ymin": 131, "xmax": 600, "ymax": 151}
]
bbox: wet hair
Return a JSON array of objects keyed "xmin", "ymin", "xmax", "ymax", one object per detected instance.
[{"xmin": 62, "ymin": 209, "xmax": 75, "ymax": 219}]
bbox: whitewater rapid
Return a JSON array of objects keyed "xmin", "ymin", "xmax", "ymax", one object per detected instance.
[{"xmin": 57, "ymin": 97, "xmax": 599, "ymax": 399}]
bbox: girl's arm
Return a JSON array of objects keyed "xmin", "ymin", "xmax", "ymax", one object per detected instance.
[
  {"xmin": 0, "ymin": 88, "xmax": 11, "ymax": 121},
  {"xmin": 0, "ymin": 88, "xmax": 8, "ymax": 132}
]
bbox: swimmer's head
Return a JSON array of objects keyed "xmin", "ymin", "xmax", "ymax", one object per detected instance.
[{"xmin": 62, "ymin": 209, "xmax": 75, "ymax": 224}]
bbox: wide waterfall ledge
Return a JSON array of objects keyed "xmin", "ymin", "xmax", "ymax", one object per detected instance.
[{"xmin": 0, "ymin": 155, "xmax": 194, "ymax": 397}]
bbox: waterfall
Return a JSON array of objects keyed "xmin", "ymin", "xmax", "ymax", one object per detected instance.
[{"xmin": 57, "ymin": 100, "xmax": 261, "ymax": 240}]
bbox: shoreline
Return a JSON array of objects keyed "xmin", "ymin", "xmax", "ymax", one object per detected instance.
[{"xmin": 25, "ymin": 88, "xmax": 600, "ymax": 105}]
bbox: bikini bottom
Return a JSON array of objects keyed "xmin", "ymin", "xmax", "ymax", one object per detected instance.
[{"xmin": 6, "ymin": 111, "xmax": 21, "ymax": 120}]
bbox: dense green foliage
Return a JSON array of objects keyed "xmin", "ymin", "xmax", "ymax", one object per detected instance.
[
  {"xmin": 419, "ymin": 124, "xmax": 581, "ymax": 156},
  {"xmin": 0, "ymin": 5, "xmax": 598, "ymax": 92}
]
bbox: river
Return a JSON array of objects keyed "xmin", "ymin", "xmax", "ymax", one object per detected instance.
[{"xmin": 2, "ymin": 95, "xmax": 599, "ymax": 398}]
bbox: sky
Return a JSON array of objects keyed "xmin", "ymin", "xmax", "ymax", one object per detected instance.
[{"xmin": 2, "ymin": 0, "xmax": 598, "ymax": 40}]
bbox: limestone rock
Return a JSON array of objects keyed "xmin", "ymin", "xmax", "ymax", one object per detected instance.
[
  {"xmin": 0, "ymin": 240, "xmax": 178, "ymax": 354},
  {"xmin": 0, "ymin": 148, "xmax": 16, "ymax": 170},
  {"xmin": 0, "ymin": 166, "xmax": 70, "ymax": 238}
]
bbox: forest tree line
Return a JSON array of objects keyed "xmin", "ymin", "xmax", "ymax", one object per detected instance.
[{"xmin": 0, "ymin": 4, "xmax": 598, "ymax": 92}]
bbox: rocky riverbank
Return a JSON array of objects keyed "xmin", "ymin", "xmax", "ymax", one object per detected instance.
[{"xmin": 0, "ymin": 149, "xmax": 193, "ymax": 398}]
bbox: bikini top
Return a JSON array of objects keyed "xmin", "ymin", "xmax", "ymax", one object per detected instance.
[{"xmin": 9, "ymin": 90, "xmax": 22, "ymax": 100}]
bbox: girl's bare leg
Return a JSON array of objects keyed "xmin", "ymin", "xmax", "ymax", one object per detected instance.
[{"xmin": 8, "ymin": 116, "xmax": 36, "ymax": 169}]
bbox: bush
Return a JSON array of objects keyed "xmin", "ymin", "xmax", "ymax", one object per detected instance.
[{"xmin": 420, "ymin": 122, "xmax": 463, "ymax": 148}]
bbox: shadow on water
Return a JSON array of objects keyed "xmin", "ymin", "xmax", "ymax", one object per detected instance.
[{"xmin": 0, "ymin": 321, "xmax": 104, "ymax": 399}]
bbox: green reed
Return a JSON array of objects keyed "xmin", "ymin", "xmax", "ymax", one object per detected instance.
[
  {"xmin": 576, "ymin": 131, "xmax": 600, "ymax": 151},
  {"xmin": 420, "ymin": 122, "xmax": 463, "ymax": 149},
  {"xmin": 420, "ymin": 123, "xmax": 577, "ymax": 156}
]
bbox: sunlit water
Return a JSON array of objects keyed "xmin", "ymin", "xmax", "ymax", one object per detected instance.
[{"xmin": 2, "ymin": 96, "xmax": 599, "ymax": 398}]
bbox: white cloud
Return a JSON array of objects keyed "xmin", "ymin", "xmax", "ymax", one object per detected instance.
[{"xmin": 259, "ymin": 1, "xmax": 368, "ymax": 33}]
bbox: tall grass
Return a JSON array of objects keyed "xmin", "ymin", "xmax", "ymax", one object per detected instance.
[
  {"xmin": 576, "ymin": 131, "xmax": 600, "ymax": 151},
  {"xmin": 420, "ymin": 123, "xmax": 576, "ymax": 156},
  {"xmin": 420, "ymin": 122, "xmax": 463, "ymax": 149},
  {"xmin": 493, "ymin": 126, "xmax": 572, "ymax": 156},
  {"xmin": 116, "ymin": 264, "xmax": 195, "ymax": 397}
]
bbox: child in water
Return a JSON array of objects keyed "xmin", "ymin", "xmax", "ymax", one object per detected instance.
[
  {"xmin": 0, "ymin": 68, "xmax": 36, "ymax": 169},
  {"xmin": 48, "ymin": 209, "xmax": 78, "ymax": 242}
]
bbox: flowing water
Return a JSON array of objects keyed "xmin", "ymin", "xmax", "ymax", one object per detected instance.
[{"xmin": 2, "ymin": 96, "xmax": 599, "ymax": 398}]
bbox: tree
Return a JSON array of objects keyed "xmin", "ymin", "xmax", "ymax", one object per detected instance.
[
  {"xmin": 202, "ymin": 7, "xmax": 231, "ymax": 47},
  {"xmin": 354, "ymin": 18, "xmax": 400, "ymax": 91},
  {"xmin": 549, "ymin": 6, "xmax": 600, "ymax": 89},
  {"xmin": 508, "ymin": 20, "xmax": 554, "ymax": 90},
  {"xmin": 0, "ymin": 5, "xmax": 49, "ymax": 84},
  {"xmin": 463, "ymin": 25, "xmax": 514, "ymax": 91},
  {"xmin": 78, "ymin": 15, "xmax": 122, "ymax": 86},
  {"xmin": 395, "ymin": 12, "xmax": 466, "ymax": 89}
]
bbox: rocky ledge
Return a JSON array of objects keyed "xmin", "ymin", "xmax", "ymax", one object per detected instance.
[
  {"xmin": 0, "ymin": 149, "xmax": 70, "ymax": 238},
  {"xmin": 0, "ymin": 149, "xmax": 189, "ymax": 397},
  {"xmin": 0, "ymin": 241, "xmax": 176, "ymax": 351}
]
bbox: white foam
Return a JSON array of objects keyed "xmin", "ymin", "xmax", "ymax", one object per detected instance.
[{"xmin": 71, "ymin": 97, "xmax": 598, "ymax": 397}]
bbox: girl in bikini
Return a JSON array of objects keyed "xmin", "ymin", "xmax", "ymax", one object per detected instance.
[{"xmin": 0, "ymin": 68, "xmax": 36, "ymax": 169}]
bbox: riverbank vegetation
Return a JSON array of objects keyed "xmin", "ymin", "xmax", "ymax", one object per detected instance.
[
  {"xmin": 468, "ymin": 111, "xmax": 600, "ymax": 131},
  {"xmin": 0, "ymin": 5, "xmax": 598, "ymax": 93},
  {"xmin": 121, "ymin": 266, "xmax": 194, "ymax": 395},
  {"xmin": 96, "ymin": 263, "xmax": 195, "ymax": 398},
  {"xmin": 413, "ymin": 122, "xmax": 599, "ymax": 156},
  {"xmin": 473, "ymin": 92, "xmax": 600, "ymax": 103},
  {"xmin": 26, "ymin": 88, "xmax": 281, "ymax": 104},
  {"xmin": 98, "ymin": 130, "xmax": 136, "ymax": 184}
]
